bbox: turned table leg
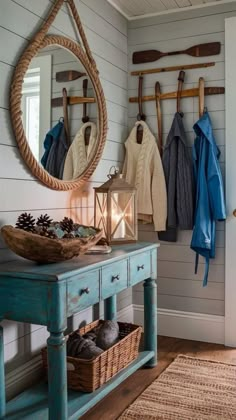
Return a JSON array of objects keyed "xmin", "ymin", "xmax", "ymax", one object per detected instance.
[
  {"xmin": 0, "ymin": 324, "xmax": 6, "ymax": 419},
  {"xmin": 47, "ymin": 331, "xmax": 67, "ymax": 420},
  {"xmin": 144, "ymin": 278, "xmax": 157, "ymax": 367},
  {"xmin": 104, "ymin": 295, "xmax": 117, "ymax": 321}
]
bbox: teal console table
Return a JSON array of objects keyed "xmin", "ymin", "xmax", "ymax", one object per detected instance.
[{"xmin": 0, "ymin": 242, "xmax": 158, "ymax": 420}]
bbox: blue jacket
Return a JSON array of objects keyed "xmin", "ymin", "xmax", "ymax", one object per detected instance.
[
  {"xmin": 41, "ymin": 120, "xmax": 64, "ymax": 168},
  {"xmin": 41, "ymin": 120, "xmax": 69, "ymax": 179},
  {"xmin": 191, "ymin": 112, "xmax": 226, "ymax": 286}
]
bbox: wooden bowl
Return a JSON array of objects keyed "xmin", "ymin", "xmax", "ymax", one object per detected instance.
[{"xmin": 1, "ymin": 225, "xmax": 103, "ymax": 263}]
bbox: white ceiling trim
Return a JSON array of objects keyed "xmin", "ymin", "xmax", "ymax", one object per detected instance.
[
  {"xmin": 106, "ymin": 0, "xmax": 236, "ymax": 20},
  {"xmin": 106, "ymin": 0, "xmax": 130, "ymax": 19}
]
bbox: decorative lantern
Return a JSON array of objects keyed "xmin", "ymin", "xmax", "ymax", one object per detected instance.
[{"xmin": 94, "ymin": 167, "xmax": 137, "ymax": 244}]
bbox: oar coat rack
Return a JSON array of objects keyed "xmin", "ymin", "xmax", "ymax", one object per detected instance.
[
  {"xmin": 51, "ymin": 93, "xmax": 95, "ymax": 107},
  {"xmin": 129, "ymin": 81, "xmax": 225, "ymax": 104},
  {"xmin": 51, "ymin": 73, "xmax": 96, "ymax": 108},
  {"xmin": 131, "ymin": 71, "xmax": 224, "ymax": 156},
  {"xmin": 51, "ymin": 78, "xmax": 95, "ymax": 147}
]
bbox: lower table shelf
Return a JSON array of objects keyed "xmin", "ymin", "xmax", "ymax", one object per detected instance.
[{"xmin": 6, "ymin": 351, "xmax": 154, "ymax": 420}]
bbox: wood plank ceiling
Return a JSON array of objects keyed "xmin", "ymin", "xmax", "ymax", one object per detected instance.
[{"xmin": 107, "ymin": 0, "xmax": 228, "ymax": 19}]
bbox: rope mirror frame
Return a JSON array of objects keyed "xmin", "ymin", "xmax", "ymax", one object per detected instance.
[{"xmin": 10, "ymin": 0, "xmax": 108, "ymax": 191}]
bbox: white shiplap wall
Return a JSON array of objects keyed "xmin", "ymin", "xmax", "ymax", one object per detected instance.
[
  {"xmin": 0, "ymin": 0, "xmax": 129, "ymax": 374},
  {"xmin": 128, "ymin": 2, "xmax": 236, "ymax": 316}
]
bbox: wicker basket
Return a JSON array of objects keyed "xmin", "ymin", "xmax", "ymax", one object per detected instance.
[{"xmin": 42, "ymin": 320, "xmax": 142, "ymax": 392}]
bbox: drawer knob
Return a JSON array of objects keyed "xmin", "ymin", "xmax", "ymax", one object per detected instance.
[
  {"xmin": 137, "ymin": 264, "xmax": 144, "ymax": 271},
  {"xmin": 111, "ymin": 274, "xmax": 120, "ymax": 282},
  {"xmin": 80, "ymin": 287, "xmax": 90, "ymax": 295}
]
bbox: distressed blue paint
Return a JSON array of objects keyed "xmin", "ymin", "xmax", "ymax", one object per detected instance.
[
  {"xmin": 144, "ymin": 278, "xmax": 157, "ymax": 367},
  {"xmin": 102, "ymin": 259, "xmax": 128, "ymax": 300},
  {"xmin": 104, "ymin": 295, "xmax": 117, "ymax": 321},
  {"xmin": 0, "ymin": 325, "xmax": 6, "ymax": 419},
  {"xmin": 130, "ymin": 251, "xmax": 151, "ymax": 287},
  {"xmin": 47, "ymin": 332, "xmax": 67, "ymax": 420},
  {"xmin": 67, "ymin": 270, "xmax": 100, "ymax": 316},
  {"xmin": 0, "ymin": 243, "xmax": 159, "ymax": 419},
  {"xmin": 151, "ymin": 248, "xmax": 158, "ymax": 279},
  {"xmin": 5, "ymin": 352, "xmax": 154, "ymax": 420},
  {"xmin": 0, "ymin": 243, "xmax": 157, "ymax": 282},
  {"xmin": 0, "ymin": 278, "xmax": 48, "ymax": 325},
  {"xmin": 47, "ymin": 283, "xmax": 67, "ymax": 332}
]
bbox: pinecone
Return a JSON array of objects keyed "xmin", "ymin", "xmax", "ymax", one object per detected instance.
[
  {"xmin": 63, "ymin": 232, "xmax": 74, "ymax": 239},
  {"xmin": 36, "ymin": 214, "xmax": 52, "ymax": 228},
  {"xmin": 60, "ymin": 217, "xmax": 74, "ymax": 233},
  {"xmin": 39, "ymin": 228, "xmax": 57, "ymax": 239},
  {"xmin": 16, "ymin": 212, "xmax": 35, "ymax": 232},
  {"xmin": 72, "ymin": 223, "xmax": 80, "ymax": 231}
]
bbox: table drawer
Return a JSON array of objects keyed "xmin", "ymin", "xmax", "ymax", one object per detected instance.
[
  {"xmin": 67, "ymin": 270, "xmax": 99, "ymax": 315},
  {"xmin": 130, "ymin": 251, "xmax": 151, "ymax": 286},
  {"xmin": 102, "ymin": 260, "xmax": 128, "ymax": 299}
]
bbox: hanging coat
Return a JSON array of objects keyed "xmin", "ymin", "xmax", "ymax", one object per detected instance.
[
  {"xmin": 63, "ymin": 122, "xmax": 97, "ymax": 180},
  {"xmin": 158, "ymin": 112, "xmax": 194, "ymax": 242},
  {"xmin": 122, "ymin": 120, "xmax": 167, "ymax": 231},
  {"xmin": 41, "ymin": 120, "xmax": 68, "ymax": 179},
  {"xmin": 191, "ymin": 112, "xmax": 226, "ymax": 287},
  {"xmin": 41, "ymin": 119, "xmax": 63, "ymax": 168}
]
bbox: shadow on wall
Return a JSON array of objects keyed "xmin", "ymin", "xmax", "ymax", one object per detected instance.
[{"xmin": 69, "ymin": 181, "xmax": 94, "ymax": 226}]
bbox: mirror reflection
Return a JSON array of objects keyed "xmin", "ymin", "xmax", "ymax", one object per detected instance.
[{"xmin": 21, "ymin": 45, "xmax": 98, "ymax": 180}]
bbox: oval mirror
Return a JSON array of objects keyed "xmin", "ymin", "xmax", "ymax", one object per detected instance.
[{"xmin": 10, "ymin": 35, "xmax": 107, "ymax": 190}]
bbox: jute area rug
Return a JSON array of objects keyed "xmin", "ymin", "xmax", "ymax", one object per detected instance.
[{"xmin": 119, "ymin": 355, "xmax": 236, "ymax": 419}]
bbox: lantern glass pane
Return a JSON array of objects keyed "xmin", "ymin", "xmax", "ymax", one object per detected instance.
[
  {"xmin": 95, "ymin": 192, "xmax": 108, "ymax": 237},
  {"xmin": 111, "ymin": 192, "xmax": 135, "ymax": 240}
]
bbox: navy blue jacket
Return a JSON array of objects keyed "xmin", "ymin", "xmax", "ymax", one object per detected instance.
[
  {"xmin": 41, "ymin": 120, "xmax": 68, "ymax": 179},
  {"xmin": 159, "ymin": 112, "xmax": 194, "ymax": 242},
  {"xmin": 41, "ymin": 120, "xmax": 64, "ymax": 168},
  {"xmin": 191, "ymin": 112, "xmax": 226, "ymax": 286}
]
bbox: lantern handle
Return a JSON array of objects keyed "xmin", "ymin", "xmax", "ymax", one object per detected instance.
[{"xmin": 108, "ymin": 166, "xmax": 120, "ymax": 179}]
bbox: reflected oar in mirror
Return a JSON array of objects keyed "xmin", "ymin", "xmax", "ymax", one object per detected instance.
[
  {"xmin": 62, "ymin": 88, "xmax": 70, "ymax": 146},
  {"xmin": 56, "ymin": 70, "xmax": 86, "ymax": 82},
  {"xmin": 82, "ymin": 79, "xmax": 91, "ymax": 146}
]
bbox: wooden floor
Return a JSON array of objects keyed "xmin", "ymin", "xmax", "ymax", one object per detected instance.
[{"xmin": 81, "ymin": 335, "xmax": 236, "ymax": 420}]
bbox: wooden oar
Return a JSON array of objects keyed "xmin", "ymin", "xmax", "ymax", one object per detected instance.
[
  {"xmin": 136, "ymin": 76, "xmax": 146, "ymax": 144},
  {"xmin": 155, "ymin": 82, "xmax": 162, "ymax": 155},
  {"xmin": 177, "ymin": 71, "xmax": 185, "ymax": 114},
  {"xmin": 131, "ymin": 62, "xmax": 215, "ymax": 76},
  {"xmin": 56, "ymin": 70, "xmax": 86, "ymax": 82},
  {"xmin": 132, "ymin": 42, "xmax": 221, "ymax": 64},
  {"xmin": 62, "ymin": 88, "xmax": 70, "ymax": 146},
  {"xmin": 199, "ymin": 77, "xmax": 205, "ymax": 118},
  {"xmin": 82, "ymin": 79, "xmax": 91, "ymax": 146},
  {"xmin": 82, "ymin": 79, "xmax": 89, "ymax": 123}
]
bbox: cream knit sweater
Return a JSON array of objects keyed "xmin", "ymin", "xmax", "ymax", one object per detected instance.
[
  {"xmin": 123, "ymin": 121, "xmax": 167, "ymax": 231},
  {"xmin": 63, "ymin": 122, "xmax": 97, "ymax": 180}
]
